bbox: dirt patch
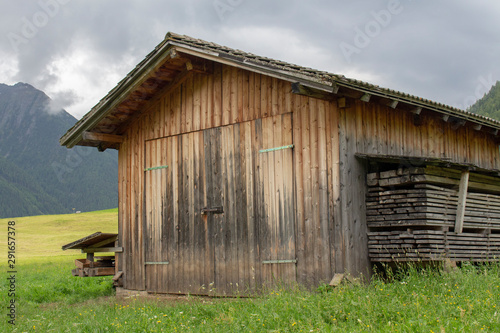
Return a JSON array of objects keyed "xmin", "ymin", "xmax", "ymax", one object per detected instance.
[{"xmin": 39, "ymin": 292, "xmax": 244, "ymax": 310}]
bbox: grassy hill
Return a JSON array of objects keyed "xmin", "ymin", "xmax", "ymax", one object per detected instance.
[
  {"xmin": 469, "ymin": 81, "xmax": 500, "ymax": 120},
  {"xmin": 0, "ymin": 208, "xmax": 118, "ymax": 260}
]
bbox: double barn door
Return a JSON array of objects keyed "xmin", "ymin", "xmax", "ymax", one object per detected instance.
[{"xmin": 144, "ymin": 114, "xmax": 295, "ymax": 295}]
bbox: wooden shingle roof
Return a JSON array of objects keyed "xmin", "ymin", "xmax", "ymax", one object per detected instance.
[{"xmin": 60, "ymin": 32, "xmax": 500, "ymax": 150}]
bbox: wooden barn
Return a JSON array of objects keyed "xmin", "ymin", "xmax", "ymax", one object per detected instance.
[{"xmin": 61, "ymin": 32, "xmax": 500, "ymax": 296}]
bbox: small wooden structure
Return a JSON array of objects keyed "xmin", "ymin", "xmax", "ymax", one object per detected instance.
[
  {"xmin": 62, "ymin": 232, "xmax": 120, "ymax": 277},
  {"xmin": 60, "ymin": 32, "xmax": 500, "ymax": 296}
]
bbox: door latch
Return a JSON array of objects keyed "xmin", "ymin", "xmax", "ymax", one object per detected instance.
[{"xmin": 201, "ymin": 206, "xmax": 224, "ymax": 215}]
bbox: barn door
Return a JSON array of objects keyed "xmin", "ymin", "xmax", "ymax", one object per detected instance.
[
  {"xmin": 256, "ymin": 114, "xmax": 296, "ymax": 288},
  {"xmin": 144, "ymin": 114, "xmax": 296, "ymax": 295},
  {"xmin": 144, "ymin": 131, "xmax": 215, "ymax": 295}
]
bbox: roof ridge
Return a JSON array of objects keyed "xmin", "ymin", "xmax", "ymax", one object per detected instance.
[
  {"xmin": 161, "ymin": 31, "xmax": 499, "ymax": 124},
  {"xmin": 60, "ymin": 32, "xmax": 500, "ymax": 149}
]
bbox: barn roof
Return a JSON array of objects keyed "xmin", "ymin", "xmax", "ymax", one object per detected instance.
[{"xmin": 60, "ymin": 32, "xmax": 500, "ymax": 150}]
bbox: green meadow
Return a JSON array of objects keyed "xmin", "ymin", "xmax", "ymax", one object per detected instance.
[{"xmin": 1, "ymin": 209, "xmax": 500, "ymax": 332}]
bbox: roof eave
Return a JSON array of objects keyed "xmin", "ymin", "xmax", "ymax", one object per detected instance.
[{"xmin": 60, "ymin": 39, "xmax": 176, "ymax": 148}]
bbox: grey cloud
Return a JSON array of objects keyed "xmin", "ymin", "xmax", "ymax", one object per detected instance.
[
  {"xmin": 0, "ymin": 0, "xmax": 499, "ymax": 118},
  {"xmin": 45, "ymin": 89, "xmax": 80, "ymax": 114}
]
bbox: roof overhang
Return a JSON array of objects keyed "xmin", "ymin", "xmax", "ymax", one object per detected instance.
[
  {"xmin": 60, "ymin": 33, "xmax": 500, "ymax": 151},
  {"xmin": 356, "ymin": 153, "xmax": 500, "ymax": 176},
  {"xmin": 62, "ymin": 232, "xmax": 118, "ymax": 251}
]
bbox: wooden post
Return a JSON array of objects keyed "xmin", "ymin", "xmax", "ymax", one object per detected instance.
[{"xmin": 454, "ymin": 170, "xmax": 470, "ymax": 233}]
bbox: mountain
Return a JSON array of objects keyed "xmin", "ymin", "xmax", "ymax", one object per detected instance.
[
  {"xmin": 0, "ymin": 82, "xmax": 118, "ymax": 218},
  {"xmin": 468, "ymin": 81, "xmax": 500, "ymax": 120}
]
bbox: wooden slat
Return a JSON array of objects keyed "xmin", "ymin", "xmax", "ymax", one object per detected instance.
[{"xmin": 367, "ymin": 163, "xmax": 500, "ymax": 263}]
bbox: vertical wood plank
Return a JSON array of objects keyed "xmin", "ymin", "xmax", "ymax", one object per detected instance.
[
  {"xmin": 309, "ymin": 98, "xmax": 321, "ymax": 286},
  {"xmin": 242, "ymin": 69, "xmax": 250, "ymax": 123},
  {"xmin": 271, "ymin": 77, "xmax": 279, "ymax": 116},
  {"xmin": 244, "ymin": 121, "xmax": 256, "ymax": 291},
  {"xmin": 272, "ymin": 115, "xmax": 283, "ymax": 280},
  {"xmin": 213, "ymin": 64, "xmax": 223, "ymax": 128},
  {"xmin": 281, "ymin": 112, "xmax": 296, "ymax": 284},
  {"xmin": 171, "ymin": 135, "xmax": 180, "ymax": 293},
  {"xmin": 187, "ymin": 133, "xmax": 196, "ymax": 293},
  {"xmin": 262, "ymin": 75, "xmax": 270, "ymax": 118},
  {"xmin": 455, "ymin": 170, "xmax": 469, "ymax": 233},
  {"xmin": 248, "ymin": 72, "xmax": 256, "ymax": 122},
  {"xmin": 236, "ymin": 68, "xmax": 243, "ymax": 123},
  {"xmin": 253, "ymin": 119, "xmax": 264, "ymax": 289},
  {"xmin": 261, "ymin": 116, "xmax": 272, "ymax": 284},
  {"xmin": 301, "ymin": 96, "xmax": 313, "ymax": 285},
  {"xmin": 222, "ymin": 65, "xmax": 232, "ymax": 126},
  {"xmin": 193, "ymin": 74, "xmax": 202, "ymax": 132},
  {"xmin": 317, "ymin": 100, "xmax": 330, "ymax": 282}
]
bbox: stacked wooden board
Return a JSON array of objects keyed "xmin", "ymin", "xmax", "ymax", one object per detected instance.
[
  {"xmin": 72, "ymin": 257, "xmax": 115, "ymax": 277},
  {"xmin": 367, "ymin": 165, "xmax": 500, "ymax": 262}
]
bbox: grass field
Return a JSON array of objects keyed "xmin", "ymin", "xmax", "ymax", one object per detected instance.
[
  {"xmin": 1, "ymin": 209, "xmax": 500, "ymax": 332},
  {"xmin": 0, "ymin": 208, "xmax": 118, "ymax": 259}
]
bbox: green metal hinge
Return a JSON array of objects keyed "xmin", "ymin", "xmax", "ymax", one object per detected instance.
[
  {"xmin": 145, "ymin": 261, "xmax": 170, "ymax": 265},
  {"xmin": 259, "ymin": 144, "xmax": 294, "ymax": 154},
  {"xmin": 262, "ymin": 259, "xmax": 297, "ymax": 264},
  {"xmin": 144, "ymin": 165, "xmax": 169, "ymax": 172}
]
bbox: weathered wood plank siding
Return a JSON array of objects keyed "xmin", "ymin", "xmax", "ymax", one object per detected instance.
[
  {"xmin": 337, "ymin": 100, "xmax": 500, "ymax": 276},
  {"xmin": 117, "ymin": 116, "xmax": 146, "ymax": 290},
  {"xmin": 116, "ymin": 60, "xmax": 500, "ymax": 293},
  {"xmin": 292, "ymin": 95, "xmax": 338, "ymax": 286},
  {"xmin": 118, "ymin": 62, "xmax": 340, "ymax": 292}
]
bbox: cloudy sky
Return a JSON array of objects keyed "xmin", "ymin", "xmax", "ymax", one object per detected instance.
[{"xmin": 1, "ymin": 0, "xmax": 499, "ymax": 119}]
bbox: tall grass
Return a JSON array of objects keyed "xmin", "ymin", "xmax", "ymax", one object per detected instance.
[
  {"xmin": 1, "ymin": 259, "xmax": 499, "ymax": 332},
  {"xmin": 2, "ymin": 210, "xmax": 500, "ymax": 331},
  {"xmin": 15, "ymin": 256, "xmax": 114, "ymax": 305}
]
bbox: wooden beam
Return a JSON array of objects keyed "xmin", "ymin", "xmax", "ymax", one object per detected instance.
[
  {"xmin": 291, "ymin": 82, "xmax": 335, "ymax": 101},
  {"xmin": 337, "ymin": 97, "xmax": 347, "ymax": 109},
  {"xmin": 450, "ymin": 118, "xmax": 467, "ymax": 130},
  {"xmin": 454, "ymin": 170, "xmax": 470, "ymax": 234},
  {"xmin": 82, "ymin": 247, "xmax": 123, "ymax": 253},
  {"xmin": 84, "ymin": 267, "xmax": 115, "ymax": 277},
  {"xmin": 360, "ymin": 93, "xmax": 371, "ymax": 102},
  {"xmin": 112, "ymin": 271, "xmax": 123, "ymax": 281},
  {"xmin": 169, "ymin": 48, "xmax": 180, "ymax": 60},
  {"xmin": 411, "ymin": 107, "xmax": 422, "ymax": 115},
  {"xmin": 82, "ymin": 131, "xmax": 123, "ymax": 144},
  {"xmin": 332, "ymin": 82, "xmax": 340, "ymax": 94},
  {"xmin": 329, "ymin": 273, "xmax": 345, "ymax": 287},
  {"xmin": 388, "ymin": 100, "xmax": 398, "ymax": 109},
  {"xmin": 86, "ymin": 235, "xmax": 118, "ymax": 249},
  {"xmin": 184, "ymin": 58, "xmax": 212, "ymax": 74}
]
